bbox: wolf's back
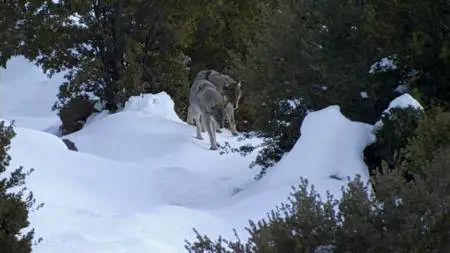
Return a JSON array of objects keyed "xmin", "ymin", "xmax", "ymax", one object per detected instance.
[{"xmin": 189, "ymin": 79, "xmax": 216, "ymax": 103}]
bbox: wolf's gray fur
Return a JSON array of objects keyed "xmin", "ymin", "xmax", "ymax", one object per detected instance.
[
  {"xmin": 189, "ymin": 78, "xmax": 227, "ymax": 150},
  {"xmin": 186, "ymin": 69, "xmax": 242, "ymax": 136},
  {"xmin": 194, "ymin": 70, "xmax": 242, "ymax": 108}
]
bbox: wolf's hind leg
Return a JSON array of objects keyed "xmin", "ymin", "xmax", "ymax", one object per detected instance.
[
  {"xmin": 186, "ymin": 105, "xmax": 195, "ymax": 125},
  {"xmin": 195, "ymin": 113, "xmax": 203, "ymax": 140}
]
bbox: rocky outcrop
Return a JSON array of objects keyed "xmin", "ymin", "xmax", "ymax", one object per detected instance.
[{"xmin": 61, "ymin": 138, "xmax": 78, "ymax": 151}]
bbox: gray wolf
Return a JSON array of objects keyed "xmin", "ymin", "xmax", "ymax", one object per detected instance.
[
  {"xmin": 188, "ymin": 78, "xmax": 227, "ymax": 150},
  {"xmin": 186, "ymin": 70, "xmax": 242, "ymax": 136}
]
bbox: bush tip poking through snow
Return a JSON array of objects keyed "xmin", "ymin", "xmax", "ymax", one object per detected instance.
[
  {"xmin": 373, "ymin": 93, "xmax": 423, "ymax": 132},
  {"xmin": 383, "ymin": 93, "xmax": 423, "ymax": 114}
]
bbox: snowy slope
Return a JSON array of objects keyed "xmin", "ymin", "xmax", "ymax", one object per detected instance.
[
  {"xmin": 0, "ymin": 56, "xmax": 65, "ymax": 132},
  {"xmin": 1, "ymin": 56, "xmax": 390, "ymax": 253}
]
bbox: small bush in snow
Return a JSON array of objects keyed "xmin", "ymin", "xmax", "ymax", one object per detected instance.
[
  {"xmin": 363, "ymin": 106, "xmax": 423, "ymax": 180},
  {"xmin": 0, "ymin": 121, "xmax": 43, "ymax": 252},
  {"xmin": 251, "ymin": 99, "xmax": 307, "ymax": 180}
]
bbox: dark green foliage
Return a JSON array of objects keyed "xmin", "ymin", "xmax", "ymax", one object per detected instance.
[
  {"xmin": 0, "ymin": 121, "xmax": 42, "ymax": 253},
  {"xmin": 366, "ymin": 0, "xmax": 450, "ymax": 109},
  {"xmin": 186, "ymin": 0, "xmax": 275, "ymax": 80},
  {"xmin": 0, "ymin": 0, "xmax": 48, "ymax": 67},
  {"xmin": 363, "ymin": 106, "xmax": 424, "ymax": 178},
  {"xmin": 403, "ymin": 108, "xmax": 450, "ymax": 178}
]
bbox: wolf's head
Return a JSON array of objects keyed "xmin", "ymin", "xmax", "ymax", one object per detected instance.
[
  {"xmin": 198, "ymin": 69, "xmax": 243, "ymax": 110},
  {"xmin": 223, "ymin": 80, "xmax": 242, "ymax": 110}
]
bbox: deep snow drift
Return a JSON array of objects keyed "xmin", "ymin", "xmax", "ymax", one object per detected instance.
[{"xmin": 0, "ymin": 56, "xmax": 420, "ymax": 252}]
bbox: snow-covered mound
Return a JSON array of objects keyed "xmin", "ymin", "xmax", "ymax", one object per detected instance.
[
  {"xmin": 2, "ymin": 57, "xmax": 379, "ymax": 253},
  {"xmin": 212, "ymin": 105, "xmax": 376, "ymax": 228},
  {"xmin": 123, "ymin": 92, "xmax": 184, "ymax": 123},
  {"xmin": 268, "ymin": 105, "xmax": 375, "ymax": 194}
]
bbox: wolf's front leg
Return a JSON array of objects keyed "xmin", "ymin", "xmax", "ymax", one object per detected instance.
[
  {"xmin": 205, "ymin": 116, "xmax": 218, "ymax": 150},
  {"xmin": 228, "ymin": 113, "xmax": 239, "ymax": 136}
]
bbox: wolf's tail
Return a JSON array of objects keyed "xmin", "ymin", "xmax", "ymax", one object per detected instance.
[{"xmin": 186, "ymin": 105, "xmax": 195, "ymax": 125}]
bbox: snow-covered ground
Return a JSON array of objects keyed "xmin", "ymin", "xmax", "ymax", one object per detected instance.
[{"xmin": 0, "ymin": 56, "xmax": 418, "ymax": 252}]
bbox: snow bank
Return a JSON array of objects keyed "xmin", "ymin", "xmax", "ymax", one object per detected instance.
[
  {"xmin": 213, "ymin": 105, "xmax": 376, "ymax": 235},
  {"xmin": 267, "ymin": 105, "xmax": 375, "ymax": 194},
  {"xmin": 8, "ymin": 126, "xmax": 169, "ymax": 214},
  {"xmin": 123, "ymin": 92, "xmax": 183, "ymax": 123},
  {"xmin": 7, "ymin": 122, "xmax": 245, "ymax": 253},
  {"xmin": 6, "ymin": 111, "xmax": 263, "ymax": 252}
]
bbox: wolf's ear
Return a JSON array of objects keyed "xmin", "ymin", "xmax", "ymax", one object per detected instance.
[{"xmin": 237, "ymin": 80, "xmax": 242, "ymax": 88}]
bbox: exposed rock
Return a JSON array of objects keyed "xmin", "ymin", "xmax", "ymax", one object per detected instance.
[
  {"xmin": 61, "ymin": 138, "xmax": 78, "ymax": 151},
  {"xmin": 59, "ymin": 97, "xmax": 95, "ymax": 135}
]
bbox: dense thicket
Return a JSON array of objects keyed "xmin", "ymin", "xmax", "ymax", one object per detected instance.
[{"xmin": 363, "ymin": 106, "xmax": 424, "ymax": 180}]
